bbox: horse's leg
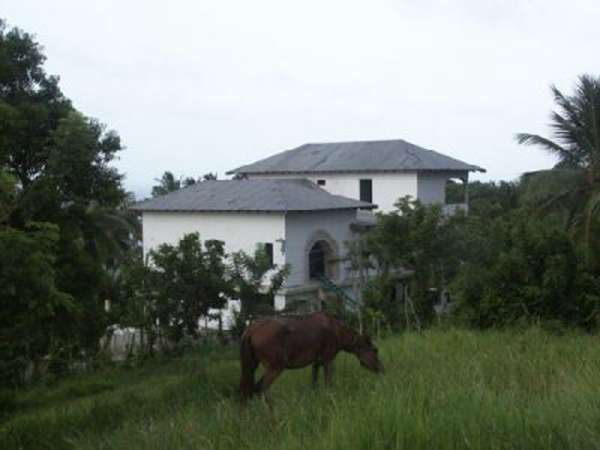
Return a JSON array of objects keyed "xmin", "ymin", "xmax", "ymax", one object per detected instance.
[
  {"xmin": 257, "ymin": 367, "xmax": 282, "ymax": 398},
  {"xmin": 323, "ymin": 361, "xmax": 334, "ymax": 386},
  {"xmin": 258, "ymin": 367, "xmax": 283, "ymax": 394},
  {"xmin": 240, "ymin": 336, "xmax": 259, "ymax": 404},
  {"xmin": 254, "ymin": 374, "xmax": 264, "ymax": 393},
  {"xmin": 312, "ymin": 363, "xmax": 320, "ymax": 387},
  {"xmin": 256, "ymin": 366, "xmax": 282, "ymax": 409}
]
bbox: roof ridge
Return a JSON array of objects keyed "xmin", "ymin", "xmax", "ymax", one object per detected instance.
[{"xmin": 302, "ymin": 138, "xmax": 410, "ymax": 146}]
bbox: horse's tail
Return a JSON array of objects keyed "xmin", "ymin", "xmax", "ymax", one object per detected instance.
[{"xmin": 239, "ymin": 330, "xmax": 258, "ymax": 403}]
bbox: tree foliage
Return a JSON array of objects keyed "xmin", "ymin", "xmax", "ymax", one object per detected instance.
[
  {"xmin": 151, "ymin": 171, "xmax": 217, "ymax": 197},
  {"xmin": 229, "ymin": 246, "xmax": 289, "ymax": 335},
  {"xmin": 362, "ymin": 197, "xmax": 466, "ymax": 326},
  {"xmin": 516, "ymin": 74, "xmax": 600, "ymax": 268},
  {"xmin": 361, "ymin": 177, "xmax": 600, "ymax": 331},
  {"xmin": 0, "ymin": 20, "xmax": 72, "ymax": 189},
  {"xmin": 0, "ymin": 223, "xmax": 73, "ymax": 385},
  {"xmin": 145, "ymin": 233, "xmax": 231, "ymax": 342},
  {"xmin": 451, "ymin": 210, "xmax": 600, "ymax": 330},
  {"xmin": 0, "ymin": 20, "xmax": 136, "ymax": 383}
]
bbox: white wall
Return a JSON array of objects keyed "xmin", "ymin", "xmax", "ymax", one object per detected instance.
[
  {"xmin": 248, "ymin": 172, "xmax": 418, "ymax": 213},
  {"xmin": 142, "ymin": 209, "xmax": 363, "ymax": 311},
  {"xmin": 416, "ymin": 173, "xmax": 447, "ymax": 204},
  {"xmin": 416, "ymin": 171, "xmax": 469, "ymax": 204},
  {"xmin": 142, "ymin": 211, "xmax": 286, "ymax": 267}
]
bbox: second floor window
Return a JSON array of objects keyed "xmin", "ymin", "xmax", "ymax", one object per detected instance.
[
  {"xmin": 359, "ymin": 179, "xmax": 372, "ymax": 203},
  {"xmin": 317, "ymin": 179, "xmax": 326, "ymax": 186}
]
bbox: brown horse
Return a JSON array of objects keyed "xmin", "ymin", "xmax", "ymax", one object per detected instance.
[{"xmin": 239, "ymin": 312, "xmax": 384, "ymax": 402}]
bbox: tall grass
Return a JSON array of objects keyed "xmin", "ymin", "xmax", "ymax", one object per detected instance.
[{"xmin": 3, "ymin": 328, "xmax": 600, "ymax": 450}]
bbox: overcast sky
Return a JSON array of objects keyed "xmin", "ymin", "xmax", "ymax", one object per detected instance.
[{"xmin": 4, "ymin": 0, "xmax": 600, "ymax": 198}]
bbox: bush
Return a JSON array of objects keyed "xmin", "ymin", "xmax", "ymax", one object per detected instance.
[
  {"xmin": 451, "ymin": 212, "xmax": 600, "ymax": 330},
  {"xmin": 362, "ymin": 275, "xmax": 403, "ymax": 333},
  {"xmin": 0, "ymin": 388, "xmax": 16, "ymax": 417}
]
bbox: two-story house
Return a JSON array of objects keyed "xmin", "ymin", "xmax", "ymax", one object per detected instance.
[{"xmin": 134, "ymin": 138, "xmax": 484, "ymax": 318}]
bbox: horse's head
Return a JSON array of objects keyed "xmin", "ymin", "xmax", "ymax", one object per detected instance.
[{"xmin": 352, "ymin": 334, "xmax": 384, "ymax": 374}]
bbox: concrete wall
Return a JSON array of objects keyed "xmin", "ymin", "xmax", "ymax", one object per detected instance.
[
  {"xmin": 141, "ymin": 209, "xmax": 355, "ymax": 285},
  {"xmin": 416, "ymin": 173, "xmax": 447, "ymax": 204},
  {"xmin": 416, "ymin": 171, "xmax": 469, "ymax": 204},
  {"xmin": 247, "ymin": 172, "xmax": 418, "ymax": 213},
  {"xmin": 284, "ymin": 209, "xmax": 357, "ymax": 288},
  {"xmin": 142, "ymin": 211, "xmax": 286, "ymax": 268},
  {"xmin": 141, "ymin": 209, "xmax": 359, "ymax": 312}
]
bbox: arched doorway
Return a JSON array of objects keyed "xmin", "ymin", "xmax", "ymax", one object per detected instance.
[{"xmin": 308, "ymin": 239, "xmax": 336, "ymax": 280}]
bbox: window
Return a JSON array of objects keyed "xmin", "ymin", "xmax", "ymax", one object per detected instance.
[
  {"xmin": 359, "ymin": 179, "xmax": 372, "ymax": 203},
  {"xmin": 317, "ymin": 179, "xmax": 326, "ymax": 186},
  {"xmin": 264, "ymin": 243, "xmax": 274, "ymax": 266}
]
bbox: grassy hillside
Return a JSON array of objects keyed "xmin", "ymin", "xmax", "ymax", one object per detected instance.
[{"xmin": 3, "ymin": 328, "xmax": 600, "ymax": 450}]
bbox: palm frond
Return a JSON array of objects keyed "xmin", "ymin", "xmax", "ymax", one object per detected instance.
[
  {"xmin": 519, "ymin": 75, "xmax": 600, "ymax": 168},
  {"xmin": 515, "ymin": 133, "xmax": 569, "ymax": 158},
  {"xmin": 550, "ymin": 84, "xmax": 583, "ymax": 129},
  {"xmin": 549, "ymin": 111, "xmax": 593, "ymax": 158},
  {"xmin": 574, "ymin": 75, "xmax": 600, "ymax": 162}
]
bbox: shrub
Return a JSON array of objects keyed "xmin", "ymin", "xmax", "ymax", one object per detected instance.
[
  {"xmin": 451, "ymin": 212, "xmax": 600, "ymax": 329},
  {"xmin": 0, "ymin": 388, "xmax": 16, "ymax": 417}
]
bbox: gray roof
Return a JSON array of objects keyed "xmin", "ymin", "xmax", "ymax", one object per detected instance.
[
  {"xmin": 131, "ymin": 179, "xmax": 376, "ymax": 213},
  {"xmin": 228, "ymin": 139, "xmax": 485, "ymax": 175}
]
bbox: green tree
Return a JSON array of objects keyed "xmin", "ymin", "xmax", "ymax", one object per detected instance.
[
  {"xmin": 0, "ymin": 169, "xmax": 17, "ymax": 224},
  {"xmin": 23, "ymin": 101, "xmax": 129, "ymax": 358},
  {"xmin": 457, "ymin": 181, "xmax": 520, "ymax": 220},
  {"xmin": 151, "ymin": 171, "xmax": 217, "ymax": 197},
  {"xmin": 0, "ymin": 223, "xmax": 73, "ymax": 385},
  {"xmin": 365, "ymin": 198, "xmax": 465, "ymax": 326},
  {"xmin": 0, "ymin": 20, "xmax": 72, "ymax": 190},
  {"xmin": 151, "ymin": 172, "xmax": 186, "ymax": 197},
  {"xmin": 146, "ymin": 233, "xmax": 231, "ymax": 342},
  {"xmin": 516, "ymin": 74, "xmax": 600, "ymax": 266},
  {"xmin": 0, "ymin": 20, "xmax": 133, "ymax": 371},
  {"xmin": 451, "ymin": 210, "xmax": 600, "ymax": 330},
  {"xmin": 105, "ymin": 250, "xmax": 158, "ymax": 356},
  {"xmin": 229, "ymin": 246, "xmax": 289, "ymax": 335}
]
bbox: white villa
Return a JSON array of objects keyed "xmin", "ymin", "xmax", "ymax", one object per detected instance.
[{"xmin": 133, "ymin": 139, "xmax": 484, "ymax": 315}]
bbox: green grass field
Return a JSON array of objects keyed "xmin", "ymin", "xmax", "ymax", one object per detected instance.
[{"xmin": 3, "ymin": 328, "xmax": 600, "ymax": 450}]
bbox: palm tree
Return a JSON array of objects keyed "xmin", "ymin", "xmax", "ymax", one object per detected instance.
[
  {"xmin": 151, "ymin": 171, "xmax": 204, "ymax": 198},
  {"xmin": 516, "ymin": 74, "xmax": 600, "ymax": 265},
  {"xmin": 229, "ymin": 247, "xmax": 289, "ymax": 334}
]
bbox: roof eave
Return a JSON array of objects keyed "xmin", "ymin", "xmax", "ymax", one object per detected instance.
[
  {"xmin": 230, "ymin": 167, "xmax": 486, "ymax": 175},
  {"xmin": 130, "ymin": 205, "xmax": 377, "ymax": 214}
]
